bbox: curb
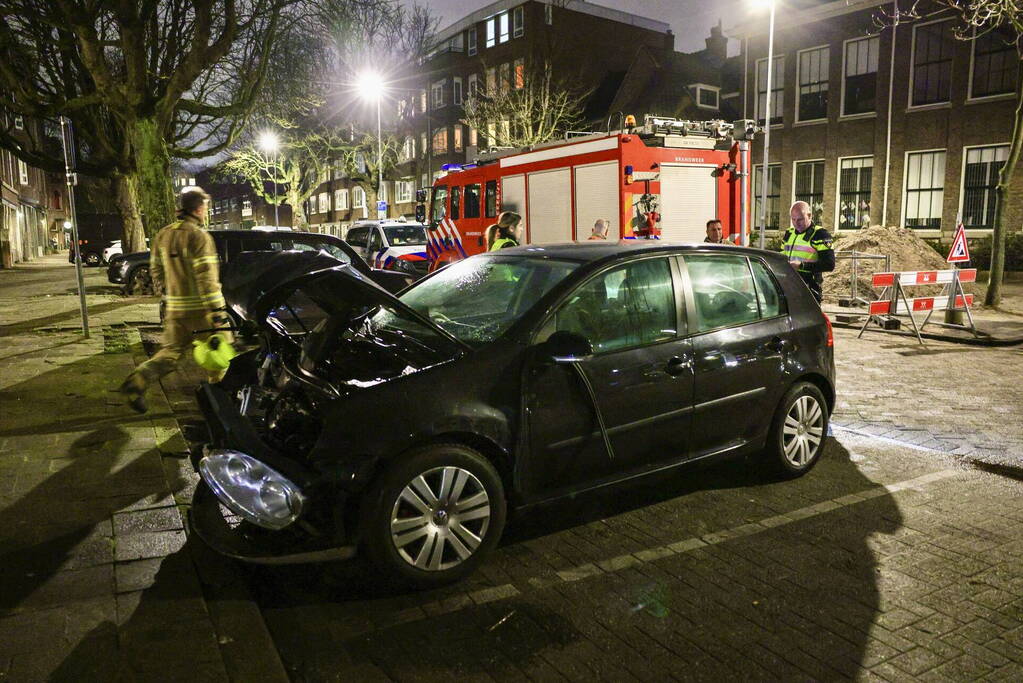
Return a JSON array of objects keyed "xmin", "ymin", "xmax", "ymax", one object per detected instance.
[{"xmin": 831, "ymin": 320, "xmax": 1023, "ymax": 346}]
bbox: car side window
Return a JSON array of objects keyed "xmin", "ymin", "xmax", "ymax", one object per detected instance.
[
  {"xmin": 684, "ymin": 254, "xmax": 760, "ymax": 332},
  {"xmin": 367, "ymin": 229, "xmax": 383, "ymax": 252},
  {"xmin": 545, "ymin": 258, "xmax": 676, "ymax": 353},
  {"xmin": 346, "ymin": 228, "xmax": 368, "ymax": 248},
  {"xmin": 749, "ymin": 258, "xmax": 785, "ymax": 318}
]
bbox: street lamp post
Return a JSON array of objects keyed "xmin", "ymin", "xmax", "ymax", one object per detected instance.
[
  {"xmin": 259, "ymin": 132, "xmax": 280, "ymax": 228},
  {"xmin": 756, "ymin": 0, "xmax": 777, "ymax": 249},
  {"xmin": 357, "ymin": 72, "xmax": 386, "ymax": 219}
]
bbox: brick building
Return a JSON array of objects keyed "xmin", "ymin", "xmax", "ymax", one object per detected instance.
[
  {"xmin": 195, "ymin": 171, "xmax": 293, "ymax": 231},
  {"xmin": 732, "ymin": 0, "xmax": 1021, "ymax": 241},
  {"xmin": 0, "ymin": 113, "xmax": 61, "ymax": 267}
]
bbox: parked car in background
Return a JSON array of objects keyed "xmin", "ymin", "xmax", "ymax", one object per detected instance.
[
  {"xmin": 189, "ymin": 241, "xmax": 836, "ymax": 588},
  {"xmin": 109, "ymin": 229, "xmax": 412, "ymax": 296},
  {"xmin": 102, "ymin": 240, "xmax": 123, "ymax": 264},
  {"xmin": 344, "ymin": 219, "xmax": 431, "ymax": 280}
]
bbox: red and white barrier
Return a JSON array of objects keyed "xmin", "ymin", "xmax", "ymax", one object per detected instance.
[
  {"xmin": 858, "ymin": 266, "xmax": 977, "ymax": 343},
  {"xmin": 868, "ymin": 294, "xmax": 974, "ymax": 316},
  {"xmin": 871, "ymin": 268, "xmax": 976, "ymax": 288}
]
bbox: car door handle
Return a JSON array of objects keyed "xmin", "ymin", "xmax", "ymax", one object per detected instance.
[{"xmin": 665, "ymin": 355, "xmax": 693, "ymax": 376}]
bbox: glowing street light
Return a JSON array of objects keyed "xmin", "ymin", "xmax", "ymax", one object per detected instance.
[
  {"xmin": 754, "ymin": 0, "xmax": 777, "ymax": 249},
  {"xmin": 357, "ymin": 71, "xmax": 386, "ymax": 218},
  {"xmin": 259, "ymin": 131, "xmax": 281, "ymax": 228}
]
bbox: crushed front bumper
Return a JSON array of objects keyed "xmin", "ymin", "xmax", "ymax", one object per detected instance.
[{"xmin": 188, "ymin": 383, "xmax": 356, "ymax": 564}]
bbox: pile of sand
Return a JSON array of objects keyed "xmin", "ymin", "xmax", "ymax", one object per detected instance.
[{"xmin": 823, "ymin": 225, "xmax": 985, "ymax": 303}]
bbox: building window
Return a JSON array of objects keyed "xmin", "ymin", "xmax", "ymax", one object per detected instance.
[
  {"xmin": 431, "ymin": 79, "xmax": 445, "ymax": 109},
  {"xmin": 242, "ymin": 199, "xmax": 253, "ymax": 217},
  {"xmin": 468, "ymin": 126, "xmax": 478, "ymax": 147},
  {"xmin": 432, "ymin": 127, "xmax": 448, "ymax": 154},
  {"xmin": 912, "ymin": 21, "xmax": 955, "ymax": 107},
  {"xmin": 485, "ymin": 180, "xmax": 497, "ymax": 217},
  {"xmin": 499, "ymin": 12, "xmax": 509, "ymax": 43},
  {"xmin": 332, "ymin": 159, "xmax": 343, "ymax": 180},
  {"xmin": 755, "ymin": 56, "xmax": 784, "ymax": 125},
  {"xmin": 499, "ymin": 62, "xmax": 511, "ymax": 93},
  {"xmin": 396, "ymin": 179, "xmax": 413, "ymax": 204},
  {"xmin": 793, "ymin": 160, "xmax": 825, "ymax": 224},
  {"xmin": 971, "ymin": 27, "xmax": 1017, "ymax": 99},
  {"xmin": 904, "ymin": 150, "xmax": 946, "ymax": 229},
  {"xmin": 14, "ymin": 115, "xmax": 24, "ymax": 130},
  {"xmin": 838, "ymin": 157, "xmax": 872, "ymax": 230},
  {"xmin": 843, "ymin": 37, "xmax": 878, "ymax": 116},
  {"xmin": 336, "ymin": 188, "xmax": 349, "ymax": 210},
  {"xmin": 486, "ymin": 67, "xmax": 497, "ymax": 95},
  {"xmin": 318, "ymin": 191, "xmax": 329, "ymax": 213},
  {"xmin": 378, "ymin": 183, "xmax": 387, "ymax": 203},
  {"xmin": 695, "ymin": 85, "xmax": 719, "ymax": 109},
  {"xmin": 797, "ymin": 46, "xmax": 829, "ymax": 121},
  {"xmin": 454, "ymin": 125, "xmax": 464, "ymax": 152},
  {"xmin": 486, "ymin": 17, "xmax": 496, "ymax": 48},
  {"xmin": 962, "ymin": 145, "xmax": 1008, "ymax": 229},
  {"xmin": 453, "ymin": 77, "xmax": 463, "ymax": 105},
  {"xmin": 514, "ymin": 58, "xmax": 525, "ymax": 89},
  {"xmin": 400, "ymin": 136, "xmax": 415, "ymax": 162},
  {"xmin": 467, "ymin": 73, "xmax": 479, "ymax": 99},
  {"xmin": 513, "ymin": 6, "xmax": 524, "ymax": 38},
  {"xmin": 353, "ymin": 186, "xmax": 366, "ymax": 209},
  {"xmin": 17, "ymin": 159, "xmax": 28, "ymax": 185},
  {"xmin": 545, "ymin": 4, "xmax": 552, "ymax": 25},
  {"xmin": 420, "ymin": 132, "xmax": 427, "ymax": 156},
  {"xmin": 468, "ymin": 27, "xmax": 477, "ymax": 56},
  {"xmin": 753, "ymin": 164, "xmax": 781, "ymax": 230}
]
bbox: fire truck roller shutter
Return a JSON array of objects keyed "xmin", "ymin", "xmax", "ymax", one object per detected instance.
[
  {"xmin": 502, "ymin": 174, "xmax": 526, "ymax": 219},
  {"xmin": 658, "ymin": 164, "xmax": 718, "ymax": 243},
  {"xmin": 574, "ymin": 162, "xmax": 619, "ymax": 240},
  {"xmin": 527, "ymin": 168, "xmax": 572, "ymax": 244}
]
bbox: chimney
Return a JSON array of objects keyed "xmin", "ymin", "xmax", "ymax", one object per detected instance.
[
  {"xmin": 705, "ymin": 20, "xmax": 727, "ymax": 62},
  {"xmin": 664, "ymin": 28, "xmax": 675, "ymax": 51}
]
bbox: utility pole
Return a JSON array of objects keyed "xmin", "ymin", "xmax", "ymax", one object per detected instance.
[{"xmin": 60, "ymin": 116, "xmax": 89, "ymax": 339}]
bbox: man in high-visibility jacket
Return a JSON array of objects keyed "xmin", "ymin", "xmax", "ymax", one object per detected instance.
[
  {"xmin": 118, "ymin": 188, "xmax": 231, "ymax": 413},
  {"xmin": 780, "ymin": 201, "xmax": 835, "ymax": 303}
]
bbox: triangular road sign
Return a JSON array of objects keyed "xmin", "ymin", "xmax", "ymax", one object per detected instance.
[{"xmin": 947, "ymin": 224, "xmax": 970, "ymax": 263}]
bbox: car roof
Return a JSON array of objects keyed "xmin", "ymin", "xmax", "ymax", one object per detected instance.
[
  {"xmin": 490, "ymin": 241, "xmax": 779, "ymax": 263},
  {"xmin": 208, "ymin": 229, "xmax": 339, "ymax": 239},
  {"xmin": 351, "ymin": 221, "xmax": 426, "ymax": 228}
]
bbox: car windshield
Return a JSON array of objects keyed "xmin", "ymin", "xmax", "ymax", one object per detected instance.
[
  {"xmin": 372, "ymin": 255, "xmax": 580, "ymax": 345},
  {"xmin": 384, "ymin": 226, "xmax": 428, "ymax": 246}
]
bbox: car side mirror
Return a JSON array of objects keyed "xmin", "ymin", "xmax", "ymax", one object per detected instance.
[{"xmin": 539, "ymin": 331, "xmax": 593, "ymax": 364}]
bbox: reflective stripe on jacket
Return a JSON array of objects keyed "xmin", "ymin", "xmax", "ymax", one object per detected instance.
[
  {"xmin": 150, "ymin": 215, "xmax": 225, "ymax": 318},
  {"xmin": 781, "ymin": 225, "xmax": 829, "ymax": 272},
  {"xmin": 490, "ymin": 237, "xmax": 518, "ymax": 251}
]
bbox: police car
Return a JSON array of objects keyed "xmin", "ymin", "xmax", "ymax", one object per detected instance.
[{"xmin": 343, "ymin": 219, "xmax": 431, "ymax": 279}]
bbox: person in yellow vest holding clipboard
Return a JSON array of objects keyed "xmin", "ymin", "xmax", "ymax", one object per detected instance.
[{"xmin": 780, "ymin": 201, "xmax": 835, "ymax": 304}]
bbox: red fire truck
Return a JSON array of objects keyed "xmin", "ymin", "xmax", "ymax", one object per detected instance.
[{"xmin": 420, "ymin": 116, "xmax": 758, "ymax": 265}]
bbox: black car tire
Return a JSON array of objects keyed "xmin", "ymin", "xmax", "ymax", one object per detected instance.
[
  {"xmin": 127, "ymin": 266, "xmax": 153, "ymax": 295},
  {"xmin": 764, "ymin": 381, "xmax": 829, "ymax": 477},
  {"xmin": 85, "ymin": 252, "xmax": 101, "ymax": 266},
  {"xmin": 360, "ymin": 444, "xmax": 506, "ymax": 589}
]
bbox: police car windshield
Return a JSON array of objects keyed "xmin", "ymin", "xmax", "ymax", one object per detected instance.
[
  {"xmin": 384, "ymin": 226, "xmax": 428, "ymax": 246},
  {"xmin": 373, "ymin": 255, "xmax": 580, "ymax": 345}
]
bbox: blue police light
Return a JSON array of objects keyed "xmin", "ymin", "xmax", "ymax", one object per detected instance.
[{"xmin": 441, "ymin": 163, "xmax": 463, "ymax": 172}]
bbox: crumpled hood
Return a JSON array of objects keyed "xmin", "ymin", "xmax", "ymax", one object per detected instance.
[{"xmin": 220, "ymin": 250, "xmax": 452, "ymax": 343}]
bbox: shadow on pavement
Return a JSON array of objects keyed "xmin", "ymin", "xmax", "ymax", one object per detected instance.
[
  {"xmin": 235, "ymin": 439, "xmax": 905, "ymax": 679},
  {"xmin": 0, "ymin": 300, "xmax": 138, "ymax": 337}
]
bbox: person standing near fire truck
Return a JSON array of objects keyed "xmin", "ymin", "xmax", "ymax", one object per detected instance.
[
  {"xmin": 780, "ymin": 201, "xmax": 834, "ymax": 303},
  {"xmin": 588, "ymin": 219, "xmax": 610, "ymax": 240},
  {"xmin": 487, "ymin": 211, "xmax": 522, "ymax": 251}
]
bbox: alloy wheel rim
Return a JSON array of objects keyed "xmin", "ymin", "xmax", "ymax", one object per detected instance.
[
  {"xmin": 782, "ymin": 395, "xmax": 824, "ymax": 468},
  {"xmin": 390, "ymin": 466, "xmax": 491, "ymax": 571}
]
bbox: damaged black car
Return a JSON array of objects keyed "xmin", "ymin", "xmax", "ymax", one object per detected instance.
[{"xmin": 190, "ymin": 242, "xmax": 836, "ymax": 588}]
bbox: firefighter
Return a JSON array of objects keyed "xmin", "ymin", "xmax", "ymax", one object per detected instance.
[
  {"xmin": 780, "ymin": 201, "xmax": 835, "ymax": 304},
  {"xmin": 486, "ymin": 211, "xmax": 522, "ymax": 251},
  {"xmin": 117, "ymin": 188, "xmax": 232, "ymax": 413},
  {"xmin": 588, "ymin": 219, "xmax": 610, "ymax": 240}
]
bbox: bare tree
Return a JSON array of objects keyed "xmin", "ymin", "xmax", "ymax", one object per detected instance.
[
  {"xmin": 876, "ymin": 1, "xmax": 1021, "ymax": 306},
  {"xmin": 0, "ymin": 0, "xmax": 302, "ymax": 252},
  {"xmin": 462, "ymin": 59, "xmax": 589, "ymax": 149}
]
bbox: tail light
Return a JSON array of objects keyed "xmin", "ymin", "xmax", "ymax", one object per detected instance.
[{"xmin": 822, "ymin": 311, "xmax": 834, "ymax": 347}]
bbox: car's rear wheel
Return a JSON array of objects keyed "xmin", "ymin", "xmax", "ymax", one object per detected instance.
[
  {"xmin": 765, "ymin": 381, "xmax": 828, "ymax": 477},
  {"xmin": 360, "ymin": 444, "xmax": 506, "ymax": 588},
  {"xmin": 128, "ymin": 266, "xmax": 153, "ymax": 295}
]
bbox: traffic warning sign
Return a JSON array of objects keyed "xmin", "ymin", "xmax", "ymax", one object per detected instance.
[{"xmin": 947, "ymin": 224, "xmax": 970, "ymax": 263}]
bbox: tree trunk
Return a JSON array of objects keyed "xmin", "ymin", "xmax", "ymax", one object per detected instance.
[
  {"xmin": 985, "ymin": 82, "xmax": 1023, "ymax": 308},
  {"xmin": 112, "ymin": 174, "xmax": 148, "ymax": 254},
  {"xmin": 288, "ymin": 188, "xmax": 307, "ymax": 228}
]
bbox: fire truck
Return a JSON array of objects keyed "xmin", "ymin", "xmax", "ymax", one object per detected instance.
[{"xmin": 418, "ymin": 116, "xmax": 759, "ymax": 265}]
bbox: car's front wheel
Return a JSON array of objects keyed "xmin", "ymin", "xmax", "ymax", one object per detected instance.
[
  {"xmin": 127, "ymin": 266, "xmax": 153, "ymax": 295},
  {"xmin": 360, "ymin": 444, "xmax": 506, "ymax": 588},
  {"xmin": 84, "ymin": 252, "xmax": 101, "ymax": 266},
  {"xmin": 765, "ymin": 381, "xmax": 829, "ymax": 477}
]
